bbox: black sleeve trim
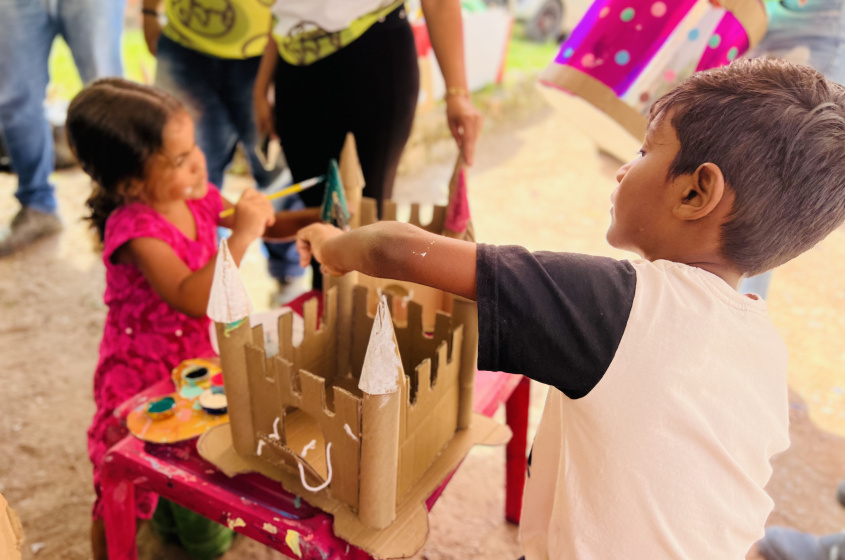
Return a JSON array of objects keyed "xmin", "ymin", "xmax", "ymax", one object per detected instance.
[{"xmin": 476, "ymin": 244, "xmax": 636, "ymax": 399}]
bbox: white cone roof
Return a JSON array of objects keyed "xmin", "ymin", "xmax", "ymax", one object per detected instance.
[{"xmin": 207, "ymin": 239, "xmax": 253, "ymax": 324}]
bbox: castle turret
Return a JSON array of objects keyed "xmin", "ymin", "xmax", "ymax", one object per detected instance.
[
  {"xmin": 357, "ymin": 297, "xmax": 404, "ymax": 529},
  {"xmin": 207, "ymin": 239, "xmax": 257, "ymax": 456}
]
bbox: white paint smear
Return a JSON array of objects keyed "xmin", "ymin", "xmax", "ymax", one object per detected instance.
[
  {"xmin": 343, "ymin": 423, "xmax": 358, "ymax": 441},
  {"xmin": 256, "ymin": 440, "xmax": 266, "ymax": 455},
  {"xmin": 358, "ymin": 296, "xmax": 402, "ymax": 395}
]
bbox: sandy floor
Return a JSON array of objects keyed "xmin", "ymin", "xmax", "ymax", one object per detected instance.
[{"xmin": 2, "ymin": 108, "xmax": 845, "ymax": 559}]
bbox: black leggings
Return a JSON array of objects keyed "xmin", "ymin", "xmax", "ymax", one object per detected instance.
[{"xmin": 274, "ymin": 5, "xmax": 420, "ymax": 213}]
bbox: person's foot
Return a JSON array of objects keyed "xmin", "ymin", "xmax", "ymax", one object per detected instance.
[
  {"xmin": 0, "ymin": 207, "xmax": 63, "ymax": 256},
  {"xmin": 837, "ymin": 480, "xmax": 845, "ymax": 508},
  {"xmin": 757, "ymin": 526, "xmax": 845, "ymax": 560}
]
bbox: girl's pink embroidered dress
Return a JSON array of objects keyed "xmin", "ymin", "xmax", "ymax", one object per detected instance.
[{"xmin": 88, "ymin": 187, "xmax": 221, "ymax": 519}]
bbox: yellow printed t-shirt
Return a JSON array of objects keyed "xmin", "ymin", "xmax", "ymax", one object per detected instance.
[
  {"xmin": 162, "ymin": 0, "xmax": 272, "ymax": 60},
  {"xmin": 272, "ymin": 0, "xmax": 404, "ymax": 66}
]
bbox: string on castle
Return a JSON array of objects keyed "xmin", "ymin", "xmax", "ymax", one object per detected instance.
[{"xmin": 298, "ymin": 441, "xmax": 333, "ymax": 492}]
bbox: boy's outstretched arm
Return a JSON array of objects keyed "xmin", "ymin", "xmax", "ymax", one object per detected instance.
[{"xmin": 296, "ymin": 222, "xmax": 478, "ymax": 301}]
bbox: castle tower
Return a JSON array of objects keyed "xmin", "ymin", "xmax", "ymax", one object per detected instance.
[
  {"xmin": 207, "ymin": 239, "xmax": 257, "ymax": 456},
  {"xmin": 357, "ymin": 297, "xmax": 404, "ymax": 529}
]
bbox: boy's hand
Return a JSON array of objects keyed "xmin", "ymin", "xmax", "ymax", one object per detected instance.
[
  {"xmin": 231, "ymin": 188, "xmax": 275, "ymax": 242},
  {"xmin": 296, "ymin": 223, "xmax": 346, "ymax": 275}
]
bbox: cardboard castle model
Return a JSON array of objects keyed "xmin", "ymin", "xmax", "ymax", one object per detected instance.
[{"xmin": 199, "ymin": 135, "xmax": 510, "ymax": 558}]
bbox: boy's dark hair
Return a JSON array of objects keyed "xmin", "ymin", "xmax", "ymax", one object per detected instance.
[
  {"xmin": 66, "ymin": 78, "xmax": 184, "ymax": 242},
  {"xmin": 651, "ymin": 57, "xmax": 845, "ymax": 276}
]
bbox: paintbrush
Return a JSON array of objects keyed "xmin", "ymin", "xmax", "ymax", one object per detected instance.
[{"xmin": 219, "ymin": 175, "xmax": 323, "ymax": 218}]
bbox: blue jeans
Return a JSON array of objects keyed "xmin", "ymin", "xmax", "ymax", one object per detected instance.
[
  {"xmin": 0, "ymin": 0, "xmax": 124, "ymax": 214},
  {"xmin": 155, "ymin": 35, "xmax": 303, "ymax": 280}
]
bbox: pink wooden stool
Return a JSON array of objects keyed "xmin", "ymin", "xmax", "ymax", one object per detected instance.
[{"xmin": 101, "ymin": 292, "xmax": 530, "ymax": 559}]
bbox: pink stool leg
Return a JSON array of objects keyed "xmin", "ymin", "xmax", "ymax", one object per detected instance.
[
  {"xmin": 505, "ymin": 376, "xmax": 530, "ymax": 524},
  {"xmin": 101, "ymin": 455, "xmax": 138, "ymax": 560}
]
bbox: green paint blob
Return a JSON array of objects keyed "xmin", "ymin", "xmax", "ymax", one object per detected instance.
[
  {"xmin": 727, "ymin": 47, "xmax": 738, "ymax": 61},
  {"xmin": 620, "ymin": 8, "xmax": 635, "ymax": 22},
  {"xmin": 709, "ymin": 34, "xmax": 721, "ymax": 48},
  {"xmin": 148, "ymin": 396, "xmax": 175, "ymax": 414}
]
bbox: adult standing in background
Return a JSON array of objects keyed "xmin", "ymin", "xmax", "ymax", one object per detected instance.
[
  {"xmin": 254, "ymin": 0, "xmax": 482, "ymax": 255},
  {"xmin": 0, "ymin": 0, "xmax": 124, "ymax": 256},
  {"xmin": 142, "ymin": 0, "xmax": 307, "ymax": 297}
]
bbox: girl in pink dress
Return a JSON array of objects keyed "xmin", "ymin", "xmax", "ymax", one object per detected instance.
[{"xmin": 65, "ymin": 78, "xmax": 319, "ymax": 559}]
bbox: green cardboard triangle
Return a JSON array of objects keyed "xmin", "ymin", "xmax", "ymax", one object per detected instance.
[{"xmin": 320, "ymin": 159, "xmax": 351, "ymax": 228}]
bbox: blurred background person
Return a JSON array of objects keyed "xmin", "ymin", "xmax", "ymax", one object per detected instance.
[
  {"xmin": 254, "ymin": 0, "xmax": 484, "ymax": 289},
  {"xmin": 0, "ymin": 0, "xmax": 124, "ymax": 256},
  {"xmin": 142, "ymin": 0, "xmax": 307, "ymax": 302}
]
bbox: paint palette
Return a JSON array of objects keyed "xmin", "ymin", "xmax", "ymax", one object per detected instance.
[{"xmin": 127, "ymin": 358, "xmax": 230, "ymax": 443}]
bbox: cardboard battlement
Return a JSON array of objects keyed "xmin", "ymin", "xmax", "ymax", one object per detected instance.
[
  {"xmin": 199, "ymin": 135, "xmax": 509, "ymax": 558},
  {"xmin": 216, "ymin": 276, "xmax": 478, "ymax": 529}
]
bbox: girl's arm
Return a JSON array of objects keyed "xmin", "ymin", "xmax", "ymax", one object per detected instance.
[
  {"xmin": 254, "ymin": 25, "xmax": 279, "ymax": 138},
  {"xmin": 126, "ymin": 190, "xmax": 275, "ymax": 318},
  {"xmin": 420, "ymin": 0, "xmax": 483, "ymax": 165},
  {"xmin": 296, "ymin": 222, "xmax": 478, "ymax": 300},
  {"xmin": 218, "ymin": 199, "xmax": 321, "ymax": 241}
]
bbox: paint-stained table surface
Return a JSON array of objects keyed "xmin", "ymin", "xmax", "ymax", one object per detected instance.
[{"xmin": 100, "ymin": 291, "xmax": 529, "ymax": 560}]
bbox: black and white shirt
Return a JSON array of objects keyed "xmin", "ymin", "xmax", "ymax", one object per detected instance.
[{"xmin": 476, "ymin": 245, "xmax": 790, "ymax": 560}]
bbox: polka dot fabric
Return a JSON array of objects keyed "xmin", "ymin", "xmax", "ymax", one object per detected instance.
[{"xmin": 554, "ymin": 0, "xmax": 755, "ymax": 96}]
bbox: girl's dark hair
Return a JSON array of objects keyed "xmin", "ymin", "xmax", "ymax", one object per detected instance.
[
  {"xmin": 66, "ymin": 78, "xmax": 184, "ymax": 242},
  {"xmin": 650, "ymin": 58, "xmax": 845, "ymax": 276}
]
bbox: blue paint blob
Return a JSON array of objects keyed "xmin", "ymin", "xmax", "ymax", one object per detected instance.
[
  {"xmin": 614, "ymin": 50, "xmax": 631, "ymax": 65},
  {"xmin": 563, "ymin": 47, "xmax": 574, "ymax": 59},
  {"xmin": 688, "ymin": 28, "xmax": 700, "ymax": 41}
]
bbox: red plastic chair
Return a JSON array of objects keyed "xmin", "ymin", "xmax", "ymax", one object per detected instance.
[{"xmin": 101, "ymin": 291, "xmax": 529, "ymax": 559}]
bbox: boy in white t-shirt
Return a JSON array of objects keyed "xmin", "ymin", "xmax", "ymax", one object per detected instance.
[{"xmin": 295, "ymin": 58, "xmax": 845, "ymax": 559}]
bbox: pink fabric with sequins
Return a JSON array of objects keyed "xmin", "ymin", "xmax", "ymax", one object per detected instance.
[{"xmin": 88, "ymin": 186, "xmax": 222, "ymax": 520}]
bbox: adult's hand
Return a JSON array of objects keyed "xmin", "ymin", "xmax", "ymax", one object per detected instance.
[
  {"xmin": 446, "ymin": 95, "xmax": 483, "ymax": 166},
  {"xmin": 142, "ymin": 14, "xmax": 162, "ymax": 56},
  {"xmin": 254, "ymin": 92, "xmax": 276, "ymax": 139}
]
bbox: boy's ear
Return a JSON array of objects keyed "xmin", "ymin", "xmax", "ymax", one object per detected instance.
[{"xmin": 673, "ymin": 162, "xmax": 726, "ymax": 221}]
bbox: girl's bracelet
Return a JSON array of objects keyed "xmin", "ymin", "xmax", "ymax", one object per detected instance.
[
  {"xmin": 141, "ymin": 8, "xmax": 160, "ymax": 17},
  {"xmin": 445, "ymin": 87, "xmax": 469, "ymax": 99}
]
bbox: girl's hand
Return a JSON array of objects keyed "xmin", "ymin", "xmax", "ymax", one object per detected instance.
[
  {"xmin": 296, "ymin": 223, "xmax": 346, "ymax": 275},
  {"xmin": 142, "ymin": 14, "xmax": 162, "ymax": 56},
  {"xmin": 231, "ymin": 188, "xmax": 275, "ymax": 242},
  {"xmin": 446, "ymin": 95, "xmax": 483, "ymax": 166}
]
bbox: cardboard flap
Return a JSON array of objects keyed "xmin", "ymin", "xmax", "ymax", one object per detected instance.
[{"xmin": 198, "ymin": 413, "xmax": 510, "ymax": 558}]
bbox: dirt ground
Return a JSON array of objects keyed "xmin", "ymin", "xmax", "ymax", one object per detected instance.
[{"xmin": 2, "ymin": 108, "xmax": 845, "ymax": 560}]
